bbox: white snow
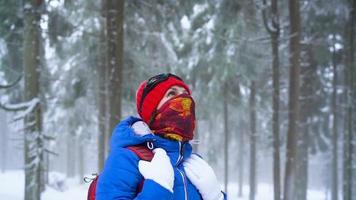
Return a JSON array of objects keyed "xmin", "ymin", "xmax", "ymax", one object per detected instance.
[
  {"xmin": 0, "ymin": 170, "xmax": 88, "ymax": 200},
  {"xmin": 48, "ymin": 0, "xmax": 62, "ymax": 9},
  {"xmin": 0, "ymin": 170, "xmax": 326, "ymax": 200},
  {"xmin": 227, "ymin": 182, "xmax": 326, "ymax": 200},
  {"xmin": 2, "ymin": 98, "xmax": 39, "ymax": 111},
  {"xmin": 180, "ymin": 15, "xmax": 191, "ymax": 30},
  {"xmin": 12, "ymin": 98, "xmax": 40, "ymax": 121}
]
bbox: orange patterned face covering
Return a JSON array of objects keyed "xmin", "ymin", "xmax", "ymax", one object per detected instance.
[{"xmin": 149, "ymin": 93, "xmax": 196, "ymax": 141}]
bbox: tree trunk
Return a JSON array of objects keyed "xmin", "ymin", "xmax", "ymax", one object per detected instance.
[
  {"xmin": 294, "ymin": 128, "xmax": 308, "ymax": 200},
  {"xmin": 106, "ymin": 0, "xmax": 124, "ymax": 144},
  {"xmin": 284, "ymin": 0, "xmax": 301, "ymax": 199},
  {"xmin": 343, "ymin": 0, "xmax": 355, "ymax": 199},
  {"xmin": 262, "ymin": 0, "xmax": 281, "ymax": 199},
  {"xmin": 23, "ymin": 0, "xmax": 44, "ymax": 199},
  {"xmin": 223, "ymin": 81, "xmax": 229, "ymax": 194},
  {"xmin": 238, "ymin": 119, "xmax": 245, "ymax": 197},
  {"xmin": 249, "ymin": 81, "xmax": 257, "ymax": 200},
  {"xmin": 331, "ymin": 40, "xmax": 338, "ymax": 200},
  {"xmin": 98, "ymin": 0, "xmax": 108, "ymax": 171},
  {"xmin": 295, "ymin": 43, "xmax": 315, "ymax": 200},
  {"xmin": 271, "ymin": 0, "xmax": 281, "ymax": 199}
]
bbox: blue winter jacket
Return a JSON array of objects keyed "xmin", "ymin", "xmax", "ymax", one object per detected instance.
[{"xmin": 96, "ymin": 116, "xmax": 204, "ymax": 200}]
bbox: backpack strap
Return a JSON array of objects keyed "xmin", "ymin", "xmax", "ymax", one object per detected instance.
[
  {"xmin": 126, "ymin": 143, "xmax": 154, "ymax": 194},
  {"xmin": 85, "ymin": 143, "xmax": 155, "ymax": 200},
  {"xmin": 127, "ymin": 143, "xmax": 154, "ymax": 161},
  {"xmin": 87, "ymin": 175, "xmax": 99, "ymax": 200}
]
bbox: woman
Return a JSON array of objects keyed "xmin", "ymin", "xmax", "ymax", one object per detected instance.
[{"xmin": 96, "ymin": 73, "xmax": 226, "ymax": 200}]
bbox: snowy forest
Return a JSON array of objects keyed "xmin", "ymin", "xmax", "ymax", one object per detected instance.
[{"xmin": 0, "ymin": 0, "xmax": 355, "ymax": 200}]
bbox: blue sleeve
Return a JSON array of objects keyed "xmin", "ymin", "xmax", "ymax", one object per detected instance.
[{"xmin": 96, "ymin": 148, "xmax": 173, "ymax": 200}]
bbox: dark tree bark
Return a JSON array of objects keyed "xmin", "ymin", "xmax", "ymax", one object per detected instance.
[
  {"xmin": 23, "ymin": 0, "xmax": 44, "ymax": 199},
  {"xmin": 284, "ymin": 0, "xmax": 301, "ymax": 199},
  {"xmin": 249, "ymin": 81, "xmax": 257, "ymax": 200},
  {"xmin": 262, "ymin": 0, "xmax": 281, "ymax": 199},
  {"xmin": 343, "ymin": 0, "xmax": 355, "ymax": 199},
  {"xmin": 106, "ymin": 0, "xmax": 124, "ymax": 142},
  {"xmin": 98, "ymin": 0, "xmax": 124, "ymax": 171}
]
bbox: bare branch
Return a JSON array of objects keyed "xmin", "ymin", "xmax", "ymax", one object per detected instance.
[
  {"xmin": 0, "ymin": 75, "xmax": 22, "ymax": 89},
  {"xmin": 0, "ymin": 102, "xmax": 27, "ymax": 112},
  {"xmin": 44, "ymin": 149, "xmax": 59, "ymax": 156},
  {"xmin": 262, "ymin": 0, "xmax": 273, "ymax": 34},
  {"xmin": 262, "ymin": 0, "xmax": 279, "ymax": 35},
  {"xmin": 43, "ymin": 134, "xmax": 56, "ymax": 141}
]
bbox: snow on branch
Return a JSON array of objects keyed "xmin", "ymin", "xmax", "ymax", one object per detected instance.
[{"xmin": 1, "ymin": 98, "xmax": 40, "ymax": 120}]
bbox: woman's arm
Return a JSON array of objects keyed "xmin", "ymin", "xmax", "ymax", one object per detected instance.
[
  {"xmin": 96, "ymin": 148, "xmax": 173, "ymax": 200},
  {"xmin": 96, "ymin": 116, "xmax": 174, "ymax": 200}
]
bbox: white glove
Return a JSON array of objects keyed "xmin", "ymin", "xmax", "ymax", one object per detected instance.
[
  {"xmin": 132, "ymin": 121, "xmax": 151, "ymax": 136},
  {"xmin": 183, "ymin": 154, "xmax": 224, "ymax": 200},
  {"xmin": 138, "ymin": 148, "xmax": 174, "ymax": 193}
]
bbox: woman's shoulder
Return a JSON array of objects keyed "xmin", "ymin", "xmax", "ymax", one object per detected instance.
[{"xmin": 104, "ymin": 147, "xmax": 141, "ymax": 171}]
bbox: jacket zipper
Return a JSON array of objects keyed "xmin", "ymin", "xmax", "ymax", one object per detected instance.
[
  {"xmin": 177, "ymin": 168, "xmax": 189, "ymax": 200},
  {"xmin": 176, "ymin": 141, "xmax": 188, "ymax": 200},
  {"xmin": 176, "ymin": 141, "xmax": 183, "ymax": 165}
]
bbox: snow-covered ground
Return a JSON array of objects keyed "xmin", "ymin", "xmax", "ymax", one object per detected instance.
[
  {"xmin": 229, "ymin": 183, "xmax": 326, "ymax": 200},
  {"xmin": 0, "ymin": 170, "xmax": 87, "ymax": 200},
  {"xmin": 0, "ymin": 170, "xmax": 326, "ymax": 200}
]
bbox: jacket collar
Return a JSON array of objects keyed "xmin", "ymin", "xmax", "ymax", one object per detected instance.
[
  {"xmin": 148, "ymin": 134, "xmax": 192, "ymax": 166},
  {"xmin": 111, "ymin": 116, "xmax": 192, "ymax": 166}
]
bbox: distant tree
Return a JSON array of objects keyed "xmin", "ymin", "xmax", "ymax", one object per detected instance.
[
  {"xmin": 262, "ymin": 0, "xmax": 281, "ymax": 199},
  {"xmin": 343, "ymin": 0, "xmax": 355, "ymax": 199},
  {"xmin": 295, "ymin": 43, "xmax": 316, "ymax": 200},
  {"xmin": 223, "ymin": 81, "xmax": 229, "ymax": 194},
  {"xmin": 249, "ymin": 81, "xmax": 257, "ymax": 200},
  {"xmin": 238, "ymin": 118, "xmax": 245, "ymax": 197},
  {"xmin": 97, "ymin": 0, "xmax": 108, "ymax": 172},
  {"xmin": 331, "ymin": 36, "xmax": 339, "ymax": 200}
]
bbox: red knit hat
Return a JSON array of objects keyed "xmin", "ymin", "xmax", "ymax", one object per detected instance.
[{"xmin": 136, "ymin": 74, "xmax": 191, "ymax": 123}]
